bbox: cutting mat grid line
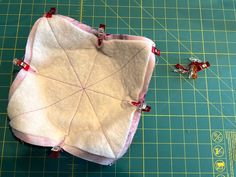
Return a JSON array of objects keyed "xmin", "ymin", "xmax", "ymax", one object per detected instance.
[
  {"xmin": 176, "ymin": 1, "xmax": 187, "ymax": 176},
  {"xmin": 0, "ymin": 0, "xmax": 236, "ymax": 177}
]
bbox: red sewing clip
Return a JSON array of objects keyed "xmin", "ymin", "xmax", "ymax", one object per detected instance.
[
  {"xmin": 97, "ymin": 24, "xmax": 106, "ymax": 46},
  {"xmin": 174, "ymin": 57, "xmax": 210, "ymax": 79},
  {"xmin": 131, "ymin": 101, "xmax": 151, "ymax": 112},
  {"xmin": 140, "ymin": 103, "xmax": 151, "ymax": 112},
  {"xmin": 174, "ymin": 63, "xmax": 189, "ymax": 74},
  {"xmin": 131, "ymin": 101, "xmax": 141, "ymax": 107},
  {"xmin": 46, "ymin": 7, "xmax": 56, "ymax": 18},
  {"xmin": 189, "ymin": 61, "xmax": 210, "ymax": 72},
  {"xmin": 188, "ymin": 61, "xmax": 210, "ymax": 79},
  {"xmin": 13, "ymin": 58, "xmax": 30, "ymax": 71},
  {"xmin": 152, "ymin": 46, "xmax": 160, "ymax": 56},
  {"xmin": 49, "ymin": 146, "xmax": 62, "ymax": 158}
]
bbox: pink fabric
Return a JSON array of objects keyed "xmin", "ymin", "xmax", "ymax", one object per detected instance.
[{"xmin": 12, "ymin": 129, "xmax": 60, "ymax": 147}]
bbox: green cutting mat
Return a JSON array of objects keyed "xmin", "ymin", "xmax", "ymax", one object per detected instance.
[{"xmin": 1, "ymin": 0, "xmax": 236, "ymax": 177}]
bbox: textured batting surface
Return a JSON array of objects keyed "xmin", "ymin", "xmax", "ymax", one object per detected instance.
[{"xmin": 0, "ymin": 0, "xmax": 236, "ymax": 177}]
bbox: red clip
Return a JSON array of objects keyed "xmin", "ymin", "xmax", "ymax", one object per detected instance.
[
  {"xmin": 188, "ymin": 61, "xmax": 210, "ymax": 79},
  {"xmin": 189, "ymin": 61, "xmax": 210, "ymax": 72},
  {"xmin": 49, "ymin": 146, "xmax": 62, "ymax": 158},
  {"xmin": 174, "ymin": 58, "xmax": 210, "ymax": 79},
  {"xmin": 142, "ymin": 105, "xmax": 151, "ymax": 112},
  {"xmin": 174, "ymin": 64, "xmax": 189, "ymax": 74},
  {"xmin": 99, "ymin": 24, "xmax": 105, "ymax": 30},
  {"xmin": 46, "ymin": 7, "xmax": 56, "ymax": 18},
  {"xmin": 152, "ymin": 46, "xmax": 160, "ymax": 56},
  {"xmin": 13, "ymin": 58, "xmax": 30, "ymax": 71},
  {"xmin": 98, "ymin": 24, "xmax": 106, "ymax": 46},
  {"xmin": 131, "ymin": 101, "xmax": 151, "ymax": 112},
  {"xmin": 131, "ymin": 101, "xmax": 141, "ymax": 107},
  {"xmin": 49, "ymin": 151, "xmax": 60, "ymax": 158}
]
